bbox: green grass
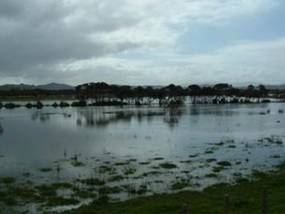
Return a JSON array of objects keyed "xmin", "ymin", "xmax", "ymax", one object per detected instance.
[
  {"xmin": 73, "ymin": 189, "xmax": 97, "ymax": 199},
  {"xmin": 205, "ymin": 173, "xmax": 218, "ymax": 178},
  {"xmin": 99, "ymin": 165, "xmax": 116, "ymax": 174},
  {"xmin": 171, "ymin": 179, "xmax": 190, "ymax": 190},
  {"xmin": 124, "ymin": 167, "xmax": 137, "ymax": 175},
  {"xmin": 51, "ymin": 182, "xmax": 73, "ymax": 189},
  {"xmin": 46, "ymin": 196, "xmax": 79, "ymax": 207},
  {"xmin": 136, "ymin": 184, "xmax": 148, "ymax": 195},
  {"xmin": 0, "ymin": 177, "xmax": 16, "ymax": 184},
  {"xmin": 213, "ymin": 166, "xmax": 226, "ymax": 173},
  {"xmin": 180, "ymin": 160, "xmax": 192, "ymax": 164},
  {"xmin": 71, "ymin": 160, "xmax": 85, "ymax": 167},
  {"xmin": 206, "ymin": 158, "xmax": 217, "ymax": 163},
  {"xmin": 36, "ymin": 185, "xmax": 57, "ymax": 197},
  {"xmin": 217, "ymin": 161, "xmax": 232, "ymax": 167},
  {"xmin": 159, "ymin": 162, "xmax": 178, "ymax": 169},
  {"xmin": 139, "ymin": 161, "xmax": 151, "ymax": 165},
  {"xmin": 78, "ymin": 178, "xmax": 105, "ymax": 186},
  {"xmin": 39, "ymin": 168, "xmax": 53, "ymax": 172},
  {"xmin": 99, "ymin": 186, "xmax": 122, "ymax": 195},
  {"xmin": 153, "ymin": 157, "xmax": 164, "ymax": 161},
  {"xmin": 115, "ymin": 162, "xmax": 129, "ymax": 166},
  {"xmin": 63, "ymin": 163, "xmax": 285, "ymax": 214},
  {"xmin": 142, "ymin": 171, "xmax": 162, "ymax": 177},
  {"xmin": 108, "ymin": 175, "xmax": 125, "ymax": 182},
  {"xmin": 0, "ymin": 192, "xmax": 17, "ymax": 206},
  {"xmin": 204, "ymin": 150, "xmax": 214, "ymax": 154}
]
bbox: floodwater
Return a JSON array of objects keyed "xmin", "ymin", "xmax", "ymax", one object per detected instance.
[{"xmin": 0, "ymin": 103, "xmax": 285, "ymax": 212}]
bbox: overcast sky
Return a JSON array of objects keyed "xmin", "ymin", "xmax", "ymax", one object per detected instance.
[{"xmin": 0, "ymin": 0, "xmax": 285, "ymax": 85}]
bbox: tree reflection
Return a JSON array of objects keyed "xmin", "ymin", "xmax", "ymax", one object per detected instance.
[
  {"xmin": 75, "ymin": 108, "xmax": 175, "ymax": 129},
  {"xmin": 163, "ymin": 107, "xmax": 183, "ymax": 130},
  {"xmin": 31, "ymin": 111, "xmax": 51, "ymax": 122},
  {"xmin": 0, "ymin": 122, "xmax": 3, "ymax": 135}
]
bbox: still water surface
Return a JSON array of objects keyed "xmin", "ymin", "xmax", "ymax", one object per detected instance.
[{"xmin": 0, "ymin": 103, "xmax": 285, "ymax": 194}]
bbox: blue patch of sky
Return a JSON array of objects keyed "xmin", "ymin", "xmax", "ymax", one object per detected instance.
[
  {"xmin": 177, "ymin": 2, "xmax": 285, "ymax": 54},
  {"xmin": 115, "ymin": 2, "xmax": 285, "ymax": 62}
]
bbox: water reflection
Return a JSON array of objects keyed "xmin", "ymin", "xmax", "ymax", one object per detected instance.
[
  {"xmin": 0, "ymin": 103, "xmax": 284, "ymax": 171},
  {"xmin": 0, "ymin": 103, "xmax": 284, "ymax": 165},
  {"xmin": 0, "ymin": 122, "xmax": 3, "ymax": 135},
  {"xmin": 163, "ymin": 107, "xmax": 184, "ymax": 129},
  {"xmin": 189, "ymin": 103, "xmax": 270, "ymax": 116},
  {"xmin": 75, "ymin": 107, "xmax": 184, "ymax": 129},
  {"xmin": 31, "ymin": 111, "xmax": 52, "ymax": 122},
  {"xmin": 76, "ymin": 108, "xmax": 133, "ymax": 128},
  {"xmin": 24, "ymin": 103, "xmax": 276, "ymax": 134},
  {"xmin": 31, "ymin": 111, "xmax": 72, "ymax": 122}
]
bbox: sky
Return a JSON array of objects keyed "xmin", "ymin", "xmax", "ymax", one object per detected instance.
[{"xmin": 0, "ymin": 0, "xmax": 285, "ymax": 86}]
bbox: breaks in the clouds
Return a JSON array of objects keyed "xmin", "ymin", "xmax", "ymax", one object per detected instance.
[{"xmin": 0, "ymin": 0, "xmax": 284, "ymax": 85}]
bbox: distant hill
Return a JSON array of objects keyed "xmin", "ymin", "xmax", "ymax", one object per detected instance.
[
  {"xmin": 218, "ymin": 82, "xmax": 285, "ymax": 90},
  {"xmin": 0, "ymin": 84, "xmax": 36, "ymax": 91},
  {"xmin": 37, "ymin": 83, "xmax": 74, "ymax": 91},
  {"xmin": 0, "ymin": 82, "xmax": 284, "ymax": 91},
  {"xmin": 0, "ymin": 83, "xmax": 74, "ymax": 91},
  {"xmin": 265, "ymin": 84, "xmax": 285, "ymax": 90}
]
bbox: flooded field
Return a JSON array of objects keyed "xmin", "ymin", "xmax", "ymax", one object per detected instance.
[{"xmin": 0, "ymin": 103, "xmax": 285, "ymax": 213}]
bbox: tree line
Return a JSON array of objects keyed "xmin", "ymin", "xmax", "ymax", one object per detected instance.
[
  {"xmin": 0, "ymin": 82, "xmax": 285, "ymax": 108},
  {"xmin": 75, "ymin": 82, "xmax": 275, "ymax": 105}
]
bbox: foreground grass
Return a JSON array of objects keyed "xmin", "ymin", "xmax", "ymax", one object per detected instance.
[{"xmin": 64, "ymin": 163, "xmax": 285, "ymax": 214}]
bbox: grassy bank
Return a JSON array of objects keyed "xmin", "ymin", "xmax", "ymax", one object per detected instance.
[{"xmin": 65, "ymin": 163, "xmax": 285, "ymax": 214}]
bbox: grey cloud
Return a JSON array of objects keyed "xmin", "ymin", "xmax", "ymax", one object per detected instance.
[
  {"xmin": 0, "ymin": 0, "xmax": 281, "ymax": 84},
  {"xmin": 0, "ymin": 0, "xmax": 142, "ymax": 78},
  {"xmin": 0, "ymin": 0, "xmax": 25, "ymax": 18},
  {"xmin": 0, "ymin": 24, "xmax": 138, "ymax": 71}
]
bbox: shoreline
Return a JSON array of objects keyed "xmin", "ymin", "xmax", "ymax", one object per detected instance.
[{"xmin": 0, "ymin": 98, "xmax": 283, "ymax": 110}]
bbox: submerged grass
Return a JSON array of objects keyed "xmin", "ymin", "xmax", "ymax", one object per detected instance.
[
  {"xmin": 159, "ymin": 162, "xmax": 177, "ymax": 169},
  {"xmin": 123, "ymin": 167, "xmax": 137, "ymax": 176},
  {"xmin": 71, "ymin": 161, "xmax": 85, "ymax": 167},
  {"xmin": 39, "ymin": 168, "xmax": 53, "ymax": 172},
  {"xmin": 217, "ymin": 161, "xmax": 232, "ymax": 167},
  {"xmin": 46, "ymin": 196, "xmax": 79, "ymax": 207},
  {"xmin": 64, "ymin": 162, "xmax": 285, "ymax": 214},
  {"xmin": 171, "ymin": 179, "xmax": 191, "ymax": 190},
  {"xmin": 108, "ymin": 175, "xmax": 125, "ymax": 182},
  {"xmin": 78, "ymin": 178, "xmax": 105, "ymax": 186},
  {"xmin": 99, "ymin": 186, "xmax": 122, "ymax": 195}
]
